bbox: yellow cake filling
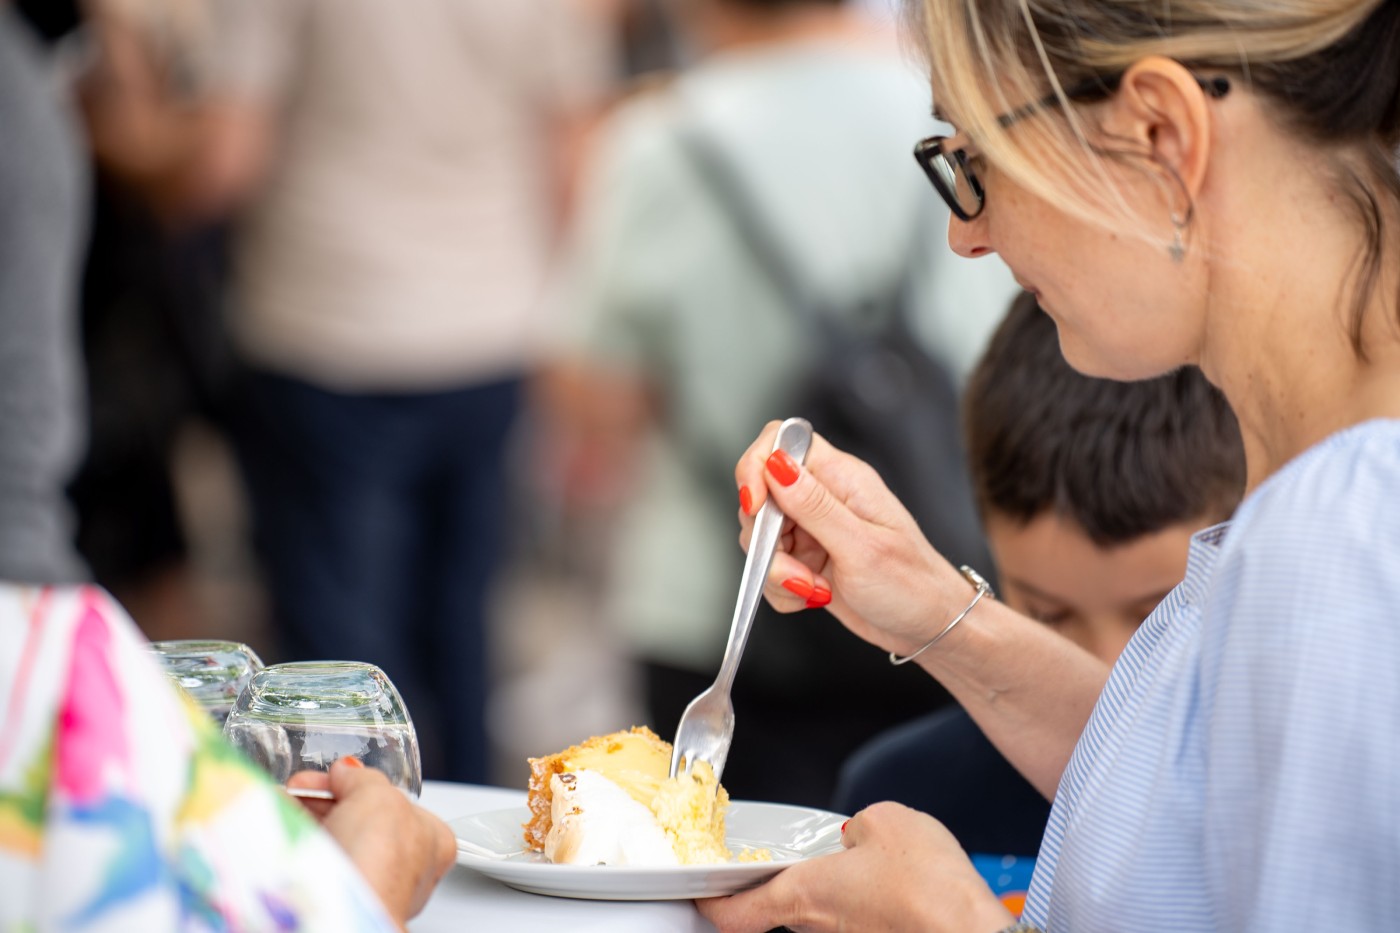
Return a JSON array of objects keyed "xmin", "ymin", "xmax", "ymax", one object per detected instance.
[
  {"xmin": 651, "ymin": 758, "xmax": 730, "ymax": 864},
  {"xmin": 556, "ymin": 727, "xmax": 669, "ymax": 809}
]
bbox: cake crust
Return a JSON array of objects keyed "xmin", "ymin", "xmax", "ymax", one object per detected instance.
[{"xmin": 523, "ymin": 725, "xmax": 668, "ymax": 852}]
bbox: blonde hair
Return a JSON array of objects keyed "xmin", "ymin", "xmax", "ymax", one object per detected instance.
[{"xmin": 906, "ymin": 0, "xmax": 1400, "ymax": 352}]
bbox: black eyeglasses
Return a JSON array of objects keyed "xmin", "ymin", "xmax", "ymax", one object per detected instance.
[{"xmin": 914, "ymin": 72, "xmax": 1231, "ymax": 221}]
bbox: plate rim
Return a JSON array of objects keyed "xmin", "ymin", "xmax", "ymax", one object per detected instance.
[{"xmin": 449, "ymin": 799, "xmax": 847, "ymax": 900}]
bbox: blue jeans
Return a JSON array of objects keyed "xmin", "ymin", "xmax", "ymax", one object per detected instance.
[{"xmin": 231, "ymin": 367, "xmax": 521, "ymax": 783}]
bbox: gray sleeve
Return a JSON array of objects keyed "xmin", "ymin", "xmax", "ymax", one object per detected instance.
[{"xmin": 0, "ymin": 11, "xmax": 92, "ymax": 585}]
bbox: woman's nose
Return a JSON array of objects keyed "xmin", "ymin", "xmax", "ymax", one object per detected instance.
[{"xmin": 947, "ymin": 211, "xmax": 994, "ymax": 258}]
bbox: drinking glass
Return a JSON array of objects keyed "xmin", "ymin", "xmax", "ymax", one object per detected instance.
[
  {"xmin": 149, "ymin": 639, "xmax": 265, "ymax": 728},
  {"xmin": 222, "ymin": 660, "xmax": 422, "ymax": 798}
]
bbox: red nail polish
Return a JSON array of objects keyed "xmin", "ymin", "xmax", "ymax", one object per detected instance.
[
  {"xmin": 339, "ymin": 756, "xmax": 365, "ymax": 769},
  {"xmin": 767, "ymin": 450, "xmax": 800, "ymax": 486},
  {"xmin": 782, "ymin": 578, "xmax": 815, "ymax": 599},
  {"xmin": 841, "ymin": 819, "xmax": 849, "ymax": 834},
  {"xmin": 739, "ymin": 485, "xmax": 753, "ymax": 516},
  {"xmin": 806, "ymin": 587, "xmax": 832, "ymax": 609}
]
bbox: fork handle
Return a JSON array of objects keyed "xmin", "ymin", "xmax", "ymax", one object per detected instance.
[{"xmin": 713, "ymin": 417, "xmax": 813, "ymax": 694}]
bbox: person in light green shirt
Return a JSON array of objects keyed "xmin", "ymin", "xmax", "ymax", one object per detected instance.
[{"xmin": 545, "ymin": 0, "xmax": 1018, "ymax": 805}]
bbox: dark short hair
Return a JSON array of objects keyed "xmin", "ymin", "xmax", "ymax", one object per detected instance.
[{"xmin": 963, "ymin": 291, "xmax": 1246, "ymax": 545}]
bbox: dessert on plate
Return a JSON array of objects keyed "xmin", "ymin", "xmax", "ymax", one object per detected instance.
[{"xmin": 524, "ymin": 726, "xmax": 746, "ymax": 867}]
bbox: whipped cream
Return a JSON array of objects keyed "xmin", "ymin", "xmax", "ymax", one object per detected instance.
[{"xmin": 543, "ymin": 770, "xmax": 680, "ymax": 866}]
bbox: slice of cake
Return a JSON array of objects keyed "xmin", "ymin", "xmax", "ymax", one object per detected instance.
[{"xmin": 524, "ymin": 726, "xmax": 731, "ymax": 866}]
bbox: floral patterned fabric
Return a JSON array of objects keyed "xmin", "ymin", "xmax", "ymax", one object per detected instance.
[{"xmin": 0, "ymin": 584, "xmax": 397, "ymax": 932}]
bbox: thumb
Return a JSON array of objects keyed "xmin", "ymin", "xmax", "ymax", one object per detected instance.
[{"xmin": 695, "ymin": 877, "xmax": 800, "ymax": 933}]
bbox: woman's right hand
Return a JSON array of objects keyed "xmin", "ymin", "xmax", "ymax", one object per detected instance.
[
  {"xmin": 734, "ymin": 421, "xmax": 976, "ymax": 658},
  {"xmin": 288, "ymin": 759, "xmax": 456, "ymax": 928}
]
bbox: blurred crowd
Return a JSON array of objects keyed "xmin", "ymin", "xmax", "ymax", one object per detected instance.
[{"xmin": 5, "ymin": 0, "xmax": 1016, "ymax": 796}]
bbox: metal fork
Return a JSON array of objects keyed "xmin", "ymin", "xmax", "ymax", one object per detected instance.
[
  {"xmin": 669, "ymin": 417, "xmax": 814, "ymax": 782},
  {"xmin": 285, "ymin": 786, "xmax": 336, "ymax": 801}
]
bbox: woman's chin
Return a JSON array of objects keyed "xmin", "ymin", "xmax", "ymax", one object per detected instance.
[
  {"xmin": 1051, "ymin": 325, "xmax": 1107, "ymax": 376},
  {"xmin": 1055, "ymin": 331, "xmax": 1164, "ymax": 382}
]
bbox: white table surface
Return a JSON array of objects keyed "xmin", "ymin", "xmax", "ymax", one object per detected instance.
[{"xmin": 411, "ymin": 780, "xmax": 717, "ymax": 932}]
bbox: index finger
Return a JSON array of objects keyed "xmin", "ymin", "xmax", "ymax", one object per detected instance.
[
  {"xmin": 327, "ymin": 755, "xmax": 393, "ymax": 798},
  {"xmin": 753, "ymin": 431, "xmax": 868, "ymax": 554},
  {"xmin": 735, "ymin": 420, "xmax": 786, "ymax": 517}
]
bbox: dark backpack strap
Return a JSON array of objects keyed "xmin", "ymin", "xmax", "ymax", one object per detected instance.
[
  {"xmin": 671, "ymin": 126, "xmax": 951, "ymax": 484},
  {"xmin": 668, "ymin": 126, "xmax": 826, "ymax": 492},
  {"xmin": 674, "ymin": 126, "xmax": 817, "ymax": 321}
]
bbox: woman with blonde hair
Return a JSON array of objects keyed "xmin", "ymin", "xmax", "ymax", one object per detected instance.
[{"xmin": 697, "ymin": 0, "xmax": 1400, "ymax": 931}]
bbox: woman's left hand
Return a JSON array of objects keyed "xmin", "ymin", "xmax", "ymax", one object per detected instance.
[
  {"xmin": 695, "ymin": 802, "xmax": 1014, "ymax": 933},
  {"xmin": 286, "ymin": 759, "xmax": 456, "ymax": 925}
]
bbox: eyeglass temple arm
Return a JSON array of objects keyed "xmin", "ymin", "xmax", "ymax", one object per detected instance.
[{"xmin": 998, "ymin": 71, "xmax": 1231, "ymax": 129}]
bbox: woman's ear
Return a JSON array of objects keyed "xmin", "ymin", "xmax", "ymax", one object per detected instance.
[{"xmin": 1103, "ymin": 56, "xmax": 1216, "ymax": 215}]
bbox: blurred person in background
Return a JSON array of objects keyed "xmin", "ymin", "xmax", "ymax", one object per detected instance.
[
  {"xmin": 29, "ymin": 0, "xmax": 239, "ymax": 645},
  {"xmin": 78, "ymin": 0, "xmax": 618, "ymax": 784},
  {"xmin": 1, "ymin": 6, "xmax": 455, "ymax": 925},
  {"xmin": 207, "ymin": 0, "xmax": 615, "ymax": 785},
  {"xmin": 540, "ymin": 0, "xmax": 1018, "ymax": 805}
]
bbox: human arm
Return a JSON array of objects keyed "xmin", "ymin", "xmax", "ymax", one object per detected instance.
[
  {"xmin": 531, "ymin": 90, "xmax": 700, "ymax": 512},
  {"xmin": 0, "ymin": 14, "xmax": 89, "ymax": 585},
  {"xmin": 696, "ymin": 802, "xmax": 1013, "ymax": 933},
  {"xmin": 76, "ymin": 0, "xmax": 280, "ymax": 222},
  {"xmin": 735, "ymin": 422, "xmax": 1109, "ymax": 798},
  {"xmin": 523, "ymin": 0, "xmax": 619, "ymax": 235}
]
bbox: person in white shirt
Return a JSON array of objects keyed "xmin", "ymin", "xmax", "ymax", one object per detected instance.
[{"xmin": 83, "ymin": 0, "xmax": 617, "ymax": 783}]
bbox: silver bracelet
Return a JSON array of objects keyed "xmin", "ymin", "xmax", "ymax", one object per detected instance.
[
  {"xmin": 888, "ymin": 565, "xmax": 994, "ymax": 666},
  {"xmin": 995, "ymin": 923, "xmax": 1043, "ymax": 933}
]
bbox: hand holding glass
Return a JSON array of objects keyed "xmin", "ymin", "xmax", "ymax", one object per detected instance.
[{"xmin": 223, "ymin": 661, "xmax": 422, "ymax": 798}]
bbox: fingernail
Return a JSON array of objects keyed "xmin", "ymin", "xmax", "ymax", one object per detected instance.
[
  {"xmin": 782, "ymin": 578, "xmax": 814, "ymax": 600},
  {"xmin": 841, "ymin": 819, "xmax": 849, "ymax": 834},
  {"xmin": 338, "ymin": 756, "xmax": 365, "ymax": 769},
  {"xmin": 766, "ymin": 450, "xmax": 800, "ymax": 486},
  {"xmin": 806, "ymin": 587, "xmax": 832, "ymax": 609},
  {"xmin": 739, "ymin": 485, "xmax": 753, "ymax": 516}
]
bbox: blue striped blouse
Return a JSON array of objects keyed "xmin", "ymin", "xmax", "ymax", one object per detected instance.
[{"xmin": 1023, "ymin": 419, "xmax": 1400, "ymax": 932}]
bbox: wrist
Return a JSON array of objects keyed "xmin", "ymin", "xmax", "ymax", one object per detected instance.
[
  {"xmin": 967, "ymin": 886, "xmax": 1019, "ymax": 933},
  {"xmin": 889, "ymin": 565, "xmax": 994, "ymax": 666}
]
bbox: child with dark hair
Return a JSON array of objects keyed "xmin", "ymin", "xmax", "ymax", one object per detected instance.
[{"xmin": 832, "ymin": 291, "xmax": 1245, "ymax": 906}]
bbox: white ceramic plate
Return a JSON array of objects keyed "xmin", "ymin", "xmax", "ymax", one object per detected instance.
[{"xmin": 450, "ymin": 801, "xmax": 846, "ymax": 900}]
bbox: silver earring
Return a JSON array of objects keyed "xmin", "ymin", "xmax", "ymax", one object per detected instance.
[{"xmin": 1169, "ymin": 214, "xmax": 1187, "ymax": 263}]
